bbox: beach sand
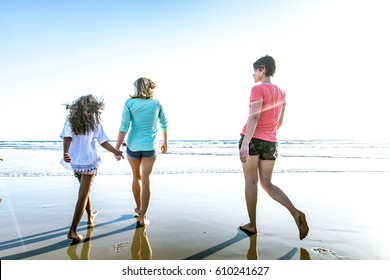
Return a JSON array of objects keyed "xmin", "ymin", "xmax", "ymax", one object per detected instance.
[{"xmin": 1, "ymin": 172, "xmax": 390, "ymax": 260}]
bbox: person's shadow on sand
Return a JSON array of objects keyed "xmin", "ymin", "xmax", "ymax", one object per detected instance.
[
  {"xmin": 67, "ymin": 226, "xmax": 94, "ymax": 260},
  {"xmin": 184, "ymin": 230, "xmax": 311, "ymax": 260},
  {"xmin": 0, "ymin": 214, "xmax": 135, "ymax": 260},
  {"xmin": 184, "ymin": 230, "xmax": 248, "ymax": 260}
]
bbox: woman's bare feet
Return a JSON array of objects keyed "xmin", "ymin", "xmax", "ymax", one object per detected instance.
[
  {"xmin": 134, "ymin": 208, "xmax": 141, "ymax": 217},
  {"xmin": 67, "ymin": 231, "xmax": 83, "ymax": 242},
  {"xmin": 239, "ymin": 223, "xmax": 257, "ymax": 236},
  {"xmin": 295, "ymin": 212, "xmax": 309, "ymax": 240},
  {"xmin": 88, "ymin": 210, "xmax": 98, "ymax": 227}
]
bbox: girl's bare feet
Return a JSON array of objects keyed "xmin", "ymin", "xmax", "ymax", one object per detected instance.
[
  {"xmin": 67, "ymin": 231, "xmax": 83, "ymax": 242},
  {"xmin": 239, "ymin": 223, "xmax": 257, "ymax": 236},
  {"xmin": 88, "ymin": 210, "xmax": 98, "ymax": 227}
]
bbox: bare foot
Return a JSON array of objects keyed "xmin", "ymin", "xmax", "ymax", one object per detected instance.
[
  {"xmin": 134, "ymin": 208, "xmax": 141, "ymax": 217},
  {"xmin": 295, "ymin": 212, "xmax": 309, "ymax": 240},
  {"xmin": 239, "ymin": 223, "xmax": 257, "ymax": 236},
  {"xmin": 67, "ymin": 231, "xmax": 83, "ymax": 242},
  {"xmin": 88, "ymin": 210, "xmax": 98, "ymax": 227}
]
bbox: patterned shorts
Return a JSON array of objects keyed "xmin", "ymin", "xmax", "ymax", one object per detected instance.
[
  {"xmin": 73, "ymin": 167, "xmax": 98, "ymax": 178},
  {"xmin": 238, "ymin": 136, "xmax": 278, "ymax": 160}
]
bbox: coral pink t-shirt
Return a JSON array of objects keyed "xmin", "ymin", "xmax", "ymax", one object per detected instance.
[{"xmin": 241, "ymin": 83, "xmax": 286, "ymax": 142}]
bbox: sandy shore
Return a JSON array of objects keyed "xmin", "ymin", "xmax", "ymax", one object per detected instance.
[{"xmin": 1, "ymin": 172, "xmax": 390, "ymax": 260}]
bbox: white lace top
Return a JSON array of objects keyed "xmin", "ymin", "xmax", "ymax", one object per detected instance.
[{"xmin": 60, "ymin": 120, "xmax": 110, "ymax": 172}]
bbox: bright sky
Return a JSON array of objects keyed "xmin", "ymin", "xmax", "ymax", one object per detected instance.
[{"xmin": 1, "ymin": 0, "xmax": 389, "ymax": 141}]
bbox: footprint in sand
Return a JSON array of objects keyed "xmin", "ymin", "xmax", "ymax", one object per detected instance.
[{"xmin": 311, "ymin": 247, "xmax": 348, "ymax": 260}]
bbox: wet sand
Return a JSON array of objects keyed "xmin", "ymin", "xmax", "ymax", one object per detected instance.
[{"xmin": 1, "ymin": 172, "xmax": 390, "ymax": 260}]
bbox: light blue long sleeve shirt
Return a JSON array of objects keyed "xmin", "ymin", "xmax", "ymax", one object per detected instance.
[{"xmin": 119, "ymin": 98, "xmax": 168, "ymax": 151}]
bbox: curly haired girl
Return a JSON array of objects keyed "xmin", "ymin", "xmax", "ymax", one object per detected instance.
[{"xmin": 61, "ymin": 94, "xmax": 123, "ymax": 241}]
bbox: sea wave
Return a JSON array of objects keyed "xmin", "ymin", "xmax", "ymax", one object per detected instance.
[{"xmin": 1, "ymin": 139, "xmax": 390, "ymax": 176}]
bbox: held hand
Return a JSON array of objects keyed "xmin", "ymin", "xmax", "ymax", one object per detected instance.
[
  {"xmin": 239, "ymin": 145, "xmax": 249, "ymax": 164},
  {"xmin": 115, "ymin": 150, "xmax": 124, "ymax": 161},
  {"xmin": 64, "ymin": 153, "xmax": 72, "ymax": 163}
]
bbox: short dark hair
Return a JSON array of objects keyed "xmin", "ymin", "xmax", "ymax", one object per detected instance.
[{"xmin": 253, "ymin": 55, "xmax": 276, "ymax": 77}]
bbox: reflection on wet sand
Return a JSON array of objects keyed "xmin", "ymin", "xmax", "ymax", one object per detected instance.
[
  {"xmin": 67, "ymin": 226, "xmax": 94, "ymax": 260},
  {"xmin": 131, "ymin": 225, "xmax": 152, "ymax": 260},
  {"xmin": 247, "ymin": 234, "xmax": 310, "ymax": 260},
  {"xmin": 300, "ymin": 247, "xmax": 310, "ymax": 260},
  {"xmin": 65, "ymin": 222, "xmax": 310, "ymax": 260},
  {"xmin": 247, "ymin": 234, "xmax": 258, "ymax": 260}
]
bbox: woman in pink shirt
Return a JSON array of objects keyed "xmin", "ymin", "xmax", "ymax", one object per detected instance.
[{"xmin": 239, "ymin": 55, "xmax": 309, "ymax": 240}]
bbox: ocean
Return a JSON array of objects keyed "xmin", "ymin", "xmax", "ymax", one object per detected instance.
[{"xmin": 1, "ymin": 139, "xmax": 390, "ymax": 177}]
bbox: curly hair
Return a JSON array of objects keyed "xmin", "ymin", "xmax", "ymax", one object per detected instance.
[
  {"xmin": 253, "ymin": 55, "xmax": 276, "ymax": 77},
  {"xmin": 131, "ymin": 77, "xmax": 156, "ymax": 99},
  {"xmin": 67, "ymin": 94, "xmax": 104, "ymax": 135}
]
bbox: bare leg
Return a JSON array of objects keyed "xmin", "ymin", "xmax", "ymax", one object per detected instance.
[
  {"xmin": 77, "ymin": 176, "xmax": 97, "ymax": 226},
  {"xmin": 138, "ymin": 157, "xmax": 156, "ymax": 227},
  {"xmin": 240, "ymin": 155, "xmax": 260, "ymax": 235},
  {"xmin": 258, "ymin": 160, "xmax": 309, "ymax": 240},
  {"xmin": 128, "ymin": 158, "xmax": 142, "ymax": 216},
  {"xmin": 68, "ymin": 174, "xmax": 95, "ymax": 241},
  {"xmin": 86, "ymin": 195, "xmax": 98, "ymax": 226}
]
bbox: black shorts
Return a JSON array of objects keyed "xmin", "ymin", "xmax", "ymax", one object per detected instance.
[{"xmin": 238, "ymin": 136, "xmax": 278, "ymax": 160}]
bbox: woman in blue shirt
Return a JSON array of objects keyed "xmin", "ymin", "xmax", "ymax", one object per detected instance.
[{"xmin": 115, "ymin": 77, "xmax": 168, "ymax": 227}]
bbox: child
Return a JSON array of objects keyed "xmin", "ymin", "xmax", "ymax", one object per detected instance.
[{"xmin": 61, "ymin": 94, "xmax": 123, "ymax": 241}]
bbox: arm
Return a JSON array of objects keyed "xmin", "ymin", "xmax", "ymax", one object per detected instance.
[
  {"xmin": 101, "ymin": 141, "xmax": 124, "ymax": 159},
  {"xmin": 115, "ymin": 131, "xmax": 127, "ymax": 150},
  {"xmin": 63, "ymin": 137, "xmax": 72, "ymax": 162},
  {"xmin": 240, "ymin": 100, "xmax": 262, "ymax": 163},
  {"xmin": 277, "ymin": 103, "xmax": 286, "ymax": 130},
  {"xmin": 158, "ymin": 104, "xmax": 168, "ymax": 154},
  {"xmin": 114, "ymin": 131, "xmax": 127, "ymax": 160},
  {"xmin": 160, "ymin": 132, "xmax": 168, "ymax": 154}
]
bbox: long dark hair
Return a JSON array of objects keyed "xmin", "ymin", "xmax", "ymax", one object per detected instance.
[{"xmin": 67, "ymin": 94, "xmax": 104, "ymax": 135}]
